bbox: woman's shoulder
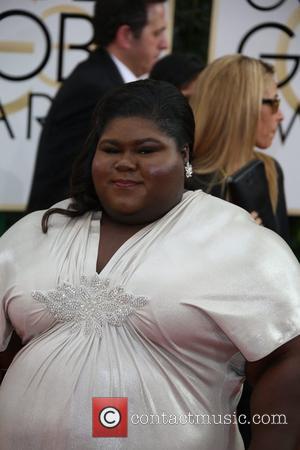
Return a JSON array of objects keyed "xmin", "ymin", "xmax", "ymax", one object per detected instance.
[
  {"xmin": 256, "ymin": 153, "xmax": 283, "ymax": 176},
  {"xmin": 0, "ymin": 199, "xmax": 73, "ymax": 246},
  {"xmin": 191, "ymin": 190, "xmax": 294, "ymax": 265},
  {"xmin": 0, "ymin": 210, "xmax": 43, "ymax": 245},
  {"xmin": 191, "ymin": 189, "xmax": 280, "ymax": 236},
  {"xmin": 188, "ymin": 188, "xmax": 252, "ymax": 225}
]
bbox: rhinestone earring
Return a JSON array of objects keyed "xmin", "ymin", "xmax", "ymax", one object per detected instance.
[{"xmin": 185, "ymin": 161, "xmax": 193, "ymax": 178}]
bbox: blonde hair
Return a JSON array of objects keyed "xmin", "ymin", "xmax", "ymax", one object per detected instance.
[{"xmin": 190, "ymin": 54, "xmax": 278, "ymax": 211}]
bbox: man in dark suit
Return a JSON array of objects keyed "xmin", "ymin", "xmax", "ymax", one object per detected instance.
[{"xmin": 27, "ymin": 0, "xmax": 168, "ymax": 212}]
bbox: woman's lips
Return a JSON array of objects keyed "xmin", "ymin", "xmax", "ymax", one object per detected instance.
[{"xmin": 112, "ymin": 179, "xmax": 142, "ymax": 188}]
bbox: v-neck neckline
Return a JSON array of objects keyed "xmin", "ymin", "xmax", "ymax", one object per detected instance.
[
  {"xmin": 93, "ymin": 212, "xmax": 157, "ymax": 276},
  {"xmin": 85, "ymin": 191, "xmax": 197, "ymax": 277}
]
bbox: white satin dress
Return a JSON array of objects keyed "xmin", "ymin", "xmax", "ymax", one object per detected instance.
[{"xmin": 1, "ymin": 191, "xmax": 300, "ymax": 450}]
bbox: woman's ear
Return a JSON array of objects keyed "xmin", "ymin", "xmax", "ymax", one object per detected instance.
[{"xmin": 181, "ymin": 144, "xmax": 190, "ymax": 163}]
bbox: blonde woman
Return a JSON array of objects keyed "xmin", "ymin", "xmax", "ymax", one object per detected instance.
[{"xmin": 189, "ymin": 54, "xmax": 289, "ymax": 241}]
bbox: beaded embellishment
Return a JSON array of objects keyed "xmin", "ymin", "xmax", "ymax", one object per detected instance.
[{"xmin": 32, "ymin": 275, "xmax": 149, "ymax": 336}]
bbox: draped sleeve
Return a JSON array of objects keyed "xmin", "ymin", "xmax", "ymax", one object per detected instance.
[
  {"xmin": 0, "ymin": 200, "xmax": 92, "ymax": 352},
  {"xmin": 0, "ymin": 208, "xmax": 49, "ymax": 351},
  {"xmin": 0, "ymin": 229, "xmax": 16, "ymax": 351},
  {"xmin": 188, "ymin": 202, "xmax": 300, "ymax": 362}
]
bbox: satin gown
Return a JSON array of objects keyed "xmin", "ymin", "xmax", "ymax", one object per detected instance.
[{"xmin": 1, "ymin": 191, "xmax": 300, "ymax": 449}]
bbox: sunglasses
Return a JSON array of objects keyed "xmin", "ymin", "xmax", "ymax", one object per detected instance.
[{"xmin": 262, "ymin": 97, "xmax": 280, "ymax": 114}]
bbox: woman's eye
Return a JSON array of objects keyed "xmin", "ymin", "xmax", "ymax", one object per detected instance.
[
  {"xmin": 138, "ymin": 147, "xmax": 157, "ymax": 154},
  {"xmin": 102, "ymin": 147, "xmax": 119, "ymax": 154}
]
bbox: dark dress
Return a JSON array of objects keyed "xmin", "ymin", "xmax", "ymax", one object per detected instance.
[
  {"xmin": 188, "ymin": 159, "xmax": 290, "ymax": 243},
  {"xmin": 27, "ymin": 48, "xmax": 123, "ymax": 212},
  {"xmin": 188, "ymin": 158, "xmax": 290, "ymax": 449}
]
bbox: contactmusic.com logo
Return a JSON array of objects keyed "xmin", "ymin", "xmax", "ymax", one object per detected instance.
[{"xmin": 92, "ymin": 397, "xmax": 128, "ymax": 438}]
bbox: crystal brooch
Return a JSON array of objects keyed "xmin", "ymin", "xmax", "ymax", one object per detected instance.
[{"xmin": 32, "ymin": 275, "xmax": 149, "ymax": 336}]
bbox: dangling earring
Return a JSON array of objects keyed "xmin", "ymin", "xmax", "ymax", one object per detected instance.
[{"xmin": 185, "ymin": 161, "xmax": 193, "ymax": 178}]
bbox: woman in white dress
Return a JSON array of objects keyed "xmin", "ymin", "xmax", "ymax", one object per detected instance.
[{"xmin": 0, "ymin": 79, "xmax": 300, "ymax": 450}]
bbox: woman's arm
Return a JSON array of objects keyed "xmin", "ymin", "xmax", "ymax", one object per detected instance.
[{"xmin": 246, "ymin": 335, "xmax": 300, "ymax": 450}]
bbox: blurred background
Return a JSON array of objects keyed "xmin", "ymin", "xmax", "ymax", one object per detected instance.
[{"xmin": 1, "ymin": 0, "xmax": 299, "ymax": 258}]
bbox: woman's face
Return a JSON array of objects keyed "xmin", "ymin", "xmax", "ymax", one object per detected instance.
[
  {"xmin": 92, "ymin": 116, "xmax": 188, "ymax": 224},
  {"xmin": 255, "ymin": 79, "xmax": 284, "ymax": 149}
]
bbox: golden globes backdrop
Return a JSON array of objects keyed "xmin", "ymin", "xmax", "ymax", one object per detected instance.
[
  {"xmin": 0, "ymin": 0, "xmax": 174, "ymax": 211},
  {"xmin": 209, "ymin": 0, "xmax": 300, "ymax": 214}
]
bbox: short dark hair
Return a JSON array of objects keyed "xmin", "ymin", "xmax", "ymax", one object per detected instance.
[
  {"xmin": 150, "ymin": 53, "xmax": 204, "ymax": 89},
  {"xmin": 94, "ymin": 0, "xmax": 167, "ymax": 47},
  {"xmin": 42, "ymin": 79, "xmax": 195, "ymax": 232}
]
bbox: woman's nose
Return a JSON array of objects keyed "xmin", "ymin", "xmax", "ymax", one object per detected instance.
[
  {"xmin": 277, "ymin": 108, "xmax": 284, "ymax": 122},
  {"xmin": 114, "ymin": 153, "xmax": 136, "ymax": 171}
]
